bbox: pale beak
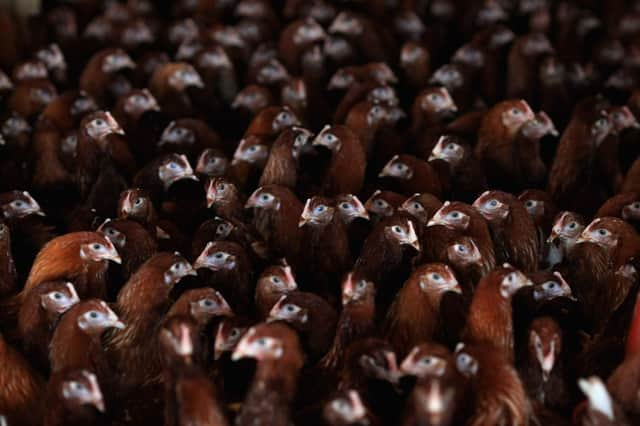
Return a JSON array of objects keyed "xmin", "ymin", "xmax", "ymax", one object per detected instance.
[
  {"xmin": 298, "ymin": 199, "xmax": 313, "ymax": 228},
  {"xmin": 213, "ymin": 323, "xmax": 227, "ymax": 360},
  {"xmin": 177, "ymin": 324, "xmax": 194, "ymax": 356},
  {"xmin": 342, "ymin": 273, "xmax": 356, "ymax": 306},
  {"xmin": 206, "ymin": 180, "xmax": 217, "ymax": 208},
  {"xmin": 282, "ymin": 266, "xmax": 298, "ymax": 291},
  {"xmin": 104, "ymin": 243, "xmax": 122, "ymax": 264},
  {"xmin": 85, "ymin": 372, "xmax": 105, "ymax": 413},
  {"xmin": 399, "ymin": 347, "xmax": 420, "ymax": 375},
  {"xmin": 106, "ymin": 307, "xmax": 125, "ymax": 330},
  {"xmin": 105, "ymin": 112, "xmax": 125, "ymax": 136},
  {"xmin": 384, "ymin": 351, "xmax": 400, "ymax": 384},
  {"xmin": 540, "ymin": 351, "xmax": 555, "ymax": 375},
  {"xmin": 245, "ymin": 190, "xmax": 261, "ymax": 209},
  {"xmin": 193, "ymin": 242, "xmax": 214, "ymax": 270},
  {"xmin": 121, "ymin": 192, "xmax": 134, "ymax": 215},
  {"xmin": 405, "ymin": 221, "xmax": 421, "ymax": 251},
  {"xmin": 347, "ymin": 390, "xmax": 367, "ymax": 420},
  {"xmin": 231, "ymin": 331, "xmax": 256, "ymax": 361}
]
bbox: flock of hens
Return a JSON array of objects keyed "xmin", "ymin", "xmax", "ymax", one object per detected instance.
[{"xmin": 3, "ymin": 0, "xmax": 640, "ymax": 425}]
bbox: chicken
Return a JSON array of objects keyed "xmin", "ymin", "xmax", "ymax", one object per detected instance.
[
  {"xmin": 204, "ymin": 177, "xmax": 245, "ymax": 221},
  {"xmin": 402, "ymin": 378, "xmax": 458, "ymax": 426},
  {"xmin": 44, "ymin": 369, "xmax": 105, "ymax": 426},
  {"xmin": 546, "ymin": 211, "xmax": 586, "ymax": 268},
  {"xmin": 518, "ymin": 316, "xmax": 571, "ymax": 411},
  {"xmin": 267, "ymin": 291, "xmax": 338, "ymax": 360},
  {"xmin": 49, "ymin": 299, "xmax": 124, "ymax": 395},
  {"xmin": 259, "ymin": 126, "xmax": 314, "ymax": 190},
  {"xmin": 323, "ymin": 389, "xmax": 376, "ymax": 426},
  {"xmin": 328, "ymin": 12, "xmax": 390, "ymax": 62},
  {"xmin": 232, "ymin": 322, "xmax": 304, "ymax": 426},
  {"xmin": 0, "ymin": 332, "xmax": 45, "ymax": 426},
  {"xmin": 193, "ymin": 241, "xmax": 253, "ymax": 315},
  {"xmin": 398, "ymin": 193, "xmax": 443, "ymax": 226},
  {"xmin": 212, "ymin": 316, "xmax": 254, "ymax": 405},
  {"xmin": 321, "ymin": 273, "xmax": 377, "ymax": 374},
  {"xmin": 132, "ymin": 153, "xmax": 198, "ymax": 207},
  {"xmin": 354, "ymin": 213, "xmax": 420, "ymax": 306},
  {"xmin": 596, "ymin": 192, "xmax": 640, "ymax": 231},
  {"xmin": 364, "ymin": 190, "xmax": 406, "ymax": 223},
  {"xmin": 313, "ymin": 124, "xmax": 366, "ymax": 196},
  {"xmin": 454, "ymin": 342, "xmax": 532, "ymax": 426},
  {"xmin": 159, "ymin": 316, "xmax": 229, "ymax": 426},
  {"xmin": 9, "ymin": 80, "xmax": 58, "ymax": 121},
  {"xmin": 18, "ymin": 281, "xmax": 79, "ymax": 372},
  {"xmin": 465, "ymin": 264, "xmax": 533, "ymax": 362},
  {"xmin": 473, "ymin": 190, "xmax": 539, "ymax": 272},
  {"xmin": 245, "ymin": 185, "xmax": 303, "ymax": 267},
  {"xmin": 256, "ymin": 261, "xmax": 299, "ymax": 320},
  {"xmin": 149, "ymin": 62, "xmax": 204, "ymax": 119},
  {"xmin": 379, "ymin": 154, "xmax": 443, "ymax": 198},
  {"xmin": 107, "ymin": 252, "xmax": 196, "ymax": 391},
  {"xmin": 79, "ymin": 48, "xmax": 135, "ymax": 106},
  {"xmin": 298, "ymin": 196, "xmax": 352, "ymax": 299},
  {"xmin": 97, "ymin": 218, "xmax": 158, "ymax": 289},
  {"xmin": 195, "ymin": 148, "xmax": 229, "ymax": 179},
  {"xmin": 428, "ymin": 135, "xmax": 487, "ymax": 203},
  {"xmin": 410, "ymin": 87, "xmax": 458, "ymax": 159},
  {"xmin": 519, "ymin": 189, "xmax": 557, "ymax": 265},
  {"xmin": 384, "ymin": 263, "xmax": 462, "ymax": 358},
  {"xmin": 474, "ymin": 99, "xmax": 536, "ymax": 190}
]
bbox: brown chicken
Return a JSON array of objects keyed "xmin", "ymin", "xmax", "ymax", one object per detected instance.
[
  {"xmin": 313, "ymin": 124, "xmax": 366, "ymax": 196},
  {"xmin": 44, "ymin": 369, "xmax": 105, "ymax": 426},
  {"xmin": 49, "ymin": 299, "xmax": 124, "ymax": 394},
  {"xmin": 454, "ymin": 342, "xmax": 532, "ymax": 426},
  {"xmin": 193, "ymin": 240, "xmax": 253, "ymax": 315},
  {"xmin": 9, "ymin": 80, "xmax": 58, "ymax": 121},
  {"xmin": 0, "ymin": 221, "xmax": 16, "ymax": 298},
  {"xmin": 473, "ymin": 190, "xmax": 539, "ymax": 272},
  {"xmin": 107, "ymin": 252, "xmax": 196, "ymax": 391},
  {"xmin": 519, "ymin": 189, "xmax": 557, "ymax": 265},
  {"xmin": 465, "ymin": 265, "xmax": 533, "ymax": 362},
  {"xmin": 195, "ymin": 148, "xmax": 229, "ymax": 179},
  {"xmin": 398, "ymin": 193, "xmax": 443, "ymax": 226},
  {"xmin": 132, "ymin": 153, "xmax": 198, "ymax": 207},
  {"xmin": 384, "ymin": 263, "xmax": 462, "ymax": 358},
  {"xmin": 79, "ymin": 48, "xmax": 135, "ymax": 106},
  {"xmin": 298, "ymin": 196, "xmax": 352, "ymax": 298},
  {"xmin": 410, "ymin": 87, "xmax": 459, "ymax": 159},
  {"xmin": 149, "ymin": 62, "xmax": 204, "ymax": 119},
  {"xmin": 364, "ymin": 190, "xmax": 406, "ymax": 223},
  {"xmin": 259, "ymin": 126, "xmax": 314, "ymax": 190},
  {"xmin": 205, "ymin": 177, "xmax": 245, "ymax": 221},
  {"xmin": 268, "ymin": 291, "xmax": 338, "ymax": 360},
  {"xmin": 245, "ymin": 185, "xmax": 303, "ymax": 267},
  {"xmin": 596, "ymin": 192, "xmax": 640, "ymax": 231},
  {"xmin": 518, "ymin": 316, "xmax": 571, "ymax": 411},
  {"xmin": 546, "ymin": 211, "xmax": 586, "ymax": 268},
  {"xmin": 322, "ymin": 389, "xmax": 377, "ymax": 426},
  {"xmin": 157, "ymin": 118, "xmax": 222, "ymax": 162},
  {"xmin": 379, "ymin": 154, "xmax": 443, "ymax": 198},
  {"xmin": 474, "ymin": 99, "xmax": 536, "ymax": 190},
  {"xmin": 255, "ymin": 261, "xmax": 299, "ymax": 320},
  {"xmin": 18, "ymin": 281, "xmax": 79, "ymax": 371},
  {"xmin": 159, "ymin": 316, "xmax": 229, "ymax": 426},
  {"xmin": 0, "ymin": 332, "xmax": 45, "ymax": 426},
  {"xmin": 232, "ymin": 322, "xmax": 304, "ymax": 426}
]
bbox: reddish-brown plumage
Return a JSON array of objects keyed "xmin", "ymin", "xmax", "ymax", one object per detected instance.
[
  {"xmin": 205, "ymin": 177, "xmax": 246, "ymax": 221},
  {"xmin": 364, "ymin": 190, "xmax": 406, "ymax": 222},
  {"xmin": 149, "ymin": 62, "xmax": 204, "ymax": 119},
  {"xmin": 18, "ymin": 281, "xmax": 79, "ymax": 371},
  {"xmin": 0, "ymin": 222, "xmax": 16, "ymax": 298},
  {"xmin": 259, "ymin": 127, "xmax": 313, "ymax": 190},
  {"xmin": 107, "ymin": 252, "xmax": 196, "ymax": 391},
  {"xmin": 246, "ymin": 185, "xmax": 303, "ymax": 266},
  {"xmin": 49, "ymin": 299, "xmax": 123, "ymax": 392},
  {"xmin": 0, "ymin": 333, "xmax": 45, "ymax": 426},
  {"xmin": 474, "ymin": 99, "xmax": 536, "ymax": 190},
  {"xmin": 312, "ymin": 125, "xmax": 366, "ymax": 197},
  {"xmin": 398, "ymin": 193, "xmax": 443, "ymax": 226},
  {"xmin": 157, "ymin": 118, "xmax": 222, "ymax": 162},
  {"xmin": 8, "ymin": 79, "xmax": 58, "ymax": 120},
  {"xmin": 473, "ymin": 190, "xmax": 539, "ymax": 272},
  {"xmin": 233, "ymin": 322, "xmax": 304, "ymax": 426},
  {"xmin": 379, "ymin": 154, "xmax": 443, "ymax": 198},
  {"xmin": 344, "ymin": 100, "xmax": 393, "ymax": 160},
  {"xmin": 596, "ymin": 193, "xmax": 640, "ymax": 230},
  {"xmin": 268, "ymin": 291, "xmax": 338, "ymax": 360},
  {"xmin": 244, "ymin": 105, "xmax": 301, "ymax": 139},
  {"xmin": 465, "ymin": 265, "xmax": 533, "ymax": 363},
  {"xmin": 278, "ymin": 18, "xmax": 326, "ymax": 74},
  {"xmin": 255, "ymin": 262, "xmax": 299, "ymax": 320},
  {"xmin": 454, "ymin": 342, "xmax": 532, "ymax": 426},
  {"xmin": 410, "ymin": 87, "xmax": 458, "ymax": 159},
  {"xmin": 519, "ymin": 189, "xmax": 557, "ymax": 264},
  {"xmin": 79, "ymin": 48, "xmax": 135, "ymax": 106},
  {"xmin": 43, "ymin": 369, "xmax": 105, "ymax": 426},
  {"xmin": 384, "ymin": 263, "xmax": 461, "ymax": 358}
]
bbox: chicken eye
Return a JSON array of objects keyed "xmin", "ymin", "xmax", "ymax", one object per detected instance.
[
  {"xmin": 594, "ymin": 118, "xmax": 608, "ymax": 129},
  {"xmin": 106, "ymin": 228, "xmax": 116, "ymax": 236},
  {"xmin": 229, "ymin": 328, "xmax": 240, "ymax": 338},
  {"xmin": 487, "ymin": 199, "xmax": 498, "ymax": 208},
  {"xmin": 394, "ymin": 163, "xmax": 405, "ymax": 171},
  {"xmin": 94, "ymin": 119, "xmax": 105, "ymax": 127},
  {"xmin": 314, "ymin": 205, "xmax": 326, "ymax": 214},
  {"xmin": 279, "ymin": 112, "xmax": 290, "ymax": 121},
  {"xmin": 597, "ymin": 229, "xmax": 609, "ymax": 236},
  {"xmin": 257, "ymin": 337, "xmax": 267, "ymax": 346},
  {"xmin": 217, "ymin": 183, "xmax": 226, "ymax": 191},
  {"xmin": 92, "ymin": 243, "xmax": 103, "ymax": 251},
  {"xmin": 134, "ymin": 197, "xmax": 143, "ymax": 206},
  {"xmin": 412, "ymin": 202, "xmax": 422, "ymax": 210},
  {"xmin": 507, "ymin": 273, "xmax": 515, "ymax": 282},
  {"xmin": 173, "ymin": 127, "xmax": 186, "ymax": 136},
  {"xmin": 545, "ymin": 282, "xmax": 557, "ymax": 290},
  {"xmin": 455, "ymin": 244, "xmax": 466, "ymax": 253},
  {"xmin": 52, "ymin": 292, "xmax": 63, "ymax": 300},
  {"xmin": 214, "ymin": 252, "xmax": 224, "ymax": 259},
  {"xmin": 270, "ymin": 275, "xmax": 282, "ymax": 284},
  {"xmin": 332, "ymin": 399, "xmax": 349, "ymax": 412},
  {"xmin": 340, "ymin": 202, "xmax": 351, "ymax": 210},
  {"xmin": 248, "ymin": 146, "xmax": 258, "ymax": 152},
  {"xmin": 216, "ymin": 224, "xmax": 230, "ymax": 235},
  {"xmin": 431, "ymin": 273, "xmax": 442, "ymax": 281},
  {"xmin": 568, "ymin": 222, "xmax": 577, "ymax": 229},
  {"xmin": 357, "ymin": 280, "xmax": 366, "ymax": 289},
  {"xmin": 633, "ymin": 202, "xmax": 640, "ymax": 209},
  {"xmin": 89, "ymin": 311, "xmax": 99, "ymax": 319},
  {"xmin": 285, "ymin": 304, "xmax": 296, "ymax": 312},
  {"xmin": 168, "ymin": 162, "xmax": 178, "ymax": 169},
  {"xmin": 525, "ymin": 200, "xmax": 534, "ymax": 208},
  {"xmin": 510, "ymin": 108, "xmax": 521, "ymax": 116},
  {"xmin": 449, "ymin": 211, "xmax": 460, "ymax": 219},
  {"xmin": 260, "ymin": 194, "xmax": 272, "ymax": 201},
  {"xmin": 69, "ymin": 381, "xmax": 83, "ymax": 391},
  {"xmin": 324, "ymin": 133, "xmax": 337, "ymax": 143},
  {"xmin": 171, "ymin": 262, "xmax": 184, "ymax": 271},
  {"xmin": 446, "ymin": 143, "xmax": 456, "ymax": 150},
  {"xmin": 208, "ymin": 157, "xmax": 218, "ymax": 165},
  {"xmin": 371, "ymin": 106, "xmax": 381, "ymax": 115},
  {"xmin": 392, "ymin": 225, "xmax": 403, "ymax": 234},
  {"xmin": 429, "ymin": 93, "xmax": 440, "ymax": 102},
  {"xmin": 421, "ymin": 356, "xmax": 433, "ymax": 365},
  {"xmin": 375, "ymin": 200, "xmax": 386, "ymax": 208},
  {"xmin": 203, "ymin": 299, "xmax": 214, "ymax": 307}
]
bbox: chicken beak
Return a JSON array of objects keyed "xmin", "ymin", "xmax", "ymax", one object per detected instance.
[
  {"xmin": 215, "ymin": 292, "xmax": 234, "ymax": 317},
  {"xmin": 106, "ymin": 308, "xmax": 125, "ymax": 330},
  {"xmin": 206, "ymin": 180, "xmax": 217, "ymax": 208},
  {"xmin": 245, "ymin": 191, "xmax": 260, "ymax": 209},
  {"xmin": 121, "ymin": 192, "xmax": 134, "ymax": 215},
  {"xmin": 193, "ymin": 242, "xmax": 214, "ymax": 270},
  {"xmin": 350, "ymin": 196, "xmax": 370, "ymax": 220},
  {"xmin": 547, "ymin": 229, "xmax": 559, "ymax": 244},
  {"xmin": 298, "ymin": 199, "xmax": 313, "ymax": 228},
  {"xmin": 104, "ymin": 241, "xmax": 122, "ymax": 264},
  {"xmin": 177, "ymin": 324, "xmax": 194, "ymax": 356},
  {"xmin": 399, "ymin": 347, "xmax": 419, "ymax": 375},
  {"xmin": 405, "ymin": 221, "xmax": 421, "ymax": 252},
  {"xmin": 267, "ymin": 295, "xmax": 287, "ymax": 322},
  {"xmin": 22, "ymin": 192, "xmax": 46, "ymax": 216},
  {"xmin": 578, "ymin": 377, "xmax": 615, "ymax": 421},
  {"xmin": 231, "ymin": 331, "xmax": 256, "ymax": 361},
  {"xmin": 213, "ymin": 323, "xmax": 228, "ymax": 360},
  {"xmin": 311, "ymin": 125, "xmax": 332, "ymax": 148},
  {"xmin": 65, "ymin": 282, "xmax": 81, "ymax": 306},
  {"xmin": 384, "ymin": 351, "xmax": 400, "ymax": 384},
  {"xmin": 539, "ymin": 350, "xmax": 555, "ymax": 376},
  {"xmin": 282, "ymin": 266, "xmax": 298, "ymax": 291},
  {"xmin": 85, "ymin": 372, "xmax": 106, "ymax": 413},
  {"xmin": 378, "ymin": 158, "xmax": 397, "ymax": 178},
  {"xmin": 347, "ymin": 390, "xmax": 367, "ymax": 420},
  {"xmin": 342, "ymin": 273, "xmax": 356, "ymax": 306}
]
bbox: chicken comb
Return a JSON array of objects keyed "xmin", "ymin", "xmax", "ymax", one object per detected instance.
[{"xmin": 625, "ymin": 291, "xmax": 640, "ymax": 359}]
